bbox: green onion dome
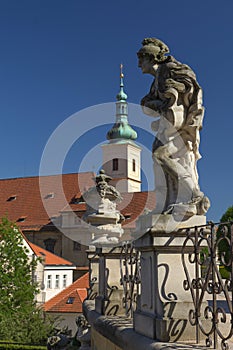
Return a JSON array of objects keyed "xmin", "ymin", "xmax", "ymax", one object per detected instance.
[
  {"xmin": 107, "ymin": 64, "xmax": 137, "ymax": 142},
  {"xmin": 107, "ymin": 122, "xmax": 137, "ymax": 141}
]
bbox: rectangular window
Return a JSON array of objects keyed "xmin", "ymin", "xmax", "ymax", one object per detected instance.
[
  {"xmin": 47, "ymin": 275, "xmax": 52, "ymax": 289},
  {"xmin": 55, "ymin": 275, "xmax": 60, "ymax": 288},
  {"xmin": 73, "ymin": 241, "xmax": 81, "ymax": 251},
  {"xmin": 63, "ymin": 274, "xmax": 67, "ymax": 288},
  {"xmin": 132, "ymin": 159, "xmax": 136, "ymax": 172},
  {"xmin": 66, "ymin": 297, "xmax": 75, "ymax": 304},
  {"xmin": 113, "ymin": 158, "xmax": 118, "ymax": 171},
  {"xmin": 43, "ymin": 238, "xmax": 56, "ymax": 253}
]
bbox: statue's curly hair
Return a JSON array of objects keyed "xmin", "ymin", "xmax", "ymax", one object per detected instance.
[
  {"xmin": 142, "ymin": 38, "xmax": 169, "ymax": 53},
  {"xmin": 138, "ymin": 37, "xmax": 169, "ymax": 63}
]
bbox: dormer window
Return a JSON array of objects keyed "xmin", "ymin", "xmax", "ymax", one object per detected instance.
[
  {"xmin": 66, "ymin": 297, "xmax": 75, "ymax": 304},
  {"xmin": 77, "ymin": 196, "xmax": 85, "ymax": 203},
  {"xmin": 113, "ymin": 158, "xmax": 118, "ymax": 171},
  {"xmin": 71, "ymin": 193, "xmax": 85, "ymax": 204},
  {"xmin": 17, "ymin": 216, "xmax": 27, "ymax": 222},
  {"xmin": 45, "ymin": 192, "xmax": 54, "ymax": 199},
  {"xmin": 124, "ymin": 213, "xmax": 132, "ymax": 220},
  {"xmin": 7, "ymin": 195, "xmax": 17, "ymax": 202}
]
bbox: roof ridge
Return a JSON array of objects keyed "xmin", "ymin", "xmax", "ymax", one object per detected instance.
[
  {"xmin": 0, "ymin": 171, "xmax": 96, "ymax": 182},
  {"xmin": 28, "ymin": 241, "xmax": 75, "ymax": 266}
]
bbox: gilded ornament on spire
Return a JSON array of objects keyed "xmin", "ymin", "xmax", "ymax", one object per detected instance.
[{"xmin": 120, "ymin": 63, "xmax": 124, "ymax": 78}]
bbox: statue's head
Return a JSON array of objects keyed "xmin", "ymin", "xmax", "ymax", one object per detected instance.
[
  {"xmin": 137, "ymin": 38, "xmax": 169, "ymax": 66},
  {"xmin": 76, "ymin": 315, "xmax": 86, "ymax": 327}
]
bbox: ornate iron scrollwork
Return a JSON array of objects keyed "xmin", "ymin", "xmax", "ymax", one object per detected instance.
[
  {"xmin": 119, "ymin": 242, "xmax": 141, "ymax": 317},
  {"xmin": 182, "ymin": 222, "xmax": 233, "ymax": 349},
  {"xmin": 86, "ymin": 244, "xmax": 140, "ymax": 317}
]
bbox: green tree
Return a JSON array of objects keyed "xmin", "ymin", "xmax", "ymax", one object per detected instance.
[
  {"xmin": 0, "ymin": 217, "xmax": 55, "ymax": 344},
  {"xmin": 216, "ymin": 206, "xmax": 233, "ymax": 273}
]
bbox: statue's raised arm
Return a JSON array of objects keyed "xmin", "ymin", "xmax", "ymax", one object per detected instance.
[{"xmin": 137, "ymin": 38, "xmax": 210, "ymax": 217}]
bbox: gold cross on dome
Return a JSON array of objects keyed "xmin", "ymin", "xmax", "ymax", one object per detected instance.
[{"xmin": 120, "ymin": 63, "xmax": 124, "ymax": 78}]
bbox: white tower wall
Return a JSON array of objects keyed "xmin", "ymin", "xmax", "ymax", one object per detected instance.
[{"xmin": 102, "ymin": 142, "xmax": 141, "ymax": 193}]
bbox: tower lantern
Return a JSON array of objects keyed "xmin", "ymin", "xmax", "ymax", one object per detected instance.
[{"xmin": 102, "ymin": 65, "xmax": 141, "ymax": 193}]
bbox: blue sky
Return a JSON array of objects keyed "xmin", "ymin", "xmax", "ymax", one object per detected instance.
[{"xmin": 0, "ymin": 0, "xmax": 232, "ymax": 222}]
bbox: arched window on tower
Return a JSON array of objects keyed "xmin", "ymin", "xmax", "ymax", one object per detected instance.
[
  {"xmin": 113, "ymin": 158, "xmax": 118, "ymax": 171},
  {"xmin": 132, "ymin": 159, "xmax": 136, "ymax": 172},
  {"xmin": 122, "ymin": 106, "xmax": 125, "ymax": 114}
]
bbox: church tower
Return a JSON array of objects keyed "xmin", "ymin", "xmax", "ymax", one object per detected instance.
[{"xmin": 102, "ymin": 65, "xmax": 141, "ymax": 193}]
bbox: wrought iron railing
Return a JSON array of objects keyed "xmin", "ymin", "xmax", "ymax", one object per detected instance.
[
  {"xmin": 86, "ymin": 222, "xmax": 232, "ymax": 348},
  {"xmin": 119, "ymin": 243, "xmax": 141, "ymax": 317},
  {"xmin": 86, "ymin": 242, "xmax": 141, "ymax": 317},
  {"xmin": 182, "ymin": 222, "xmax": 233, "ymax": 349}
]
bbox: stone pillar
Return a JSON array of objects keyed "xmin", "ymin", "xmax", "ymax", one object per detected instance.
[
  {"xmin": 89, "ymin": 247, "xmax": 127, "ymax": 316},
  {"xmin": 95, "ymin": 249, "xmax": 107, "ymax": 315},
  {"xmin": 133, "ymin": 214, "xmax": 208, "ymax": 342}
]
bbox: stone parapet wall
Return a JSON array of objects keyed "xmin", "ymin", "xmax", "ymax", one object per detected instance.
[
  {"xmin": 83, "ymin": 300, "xmax": 209, "ymax": 350},
  {"xmin": 92, "ymin": 329, "xmax": 122, "ymax": 350}
]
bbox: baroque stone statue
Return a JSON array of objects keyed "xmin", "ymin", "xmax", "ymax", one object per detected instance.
[
  {"xmin": 137, "ymin": 38, "xmax": 210, "ymax": 217},
  {"xmin": 74, "ymin": 315, "xmax": 91, "ymax": 349},
  {"xmin": 83, "ymin": 170, "xmax": 124, "ymax": 245}
]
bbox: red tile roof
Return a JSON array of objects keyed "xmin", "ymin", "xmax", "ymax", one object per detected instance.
[
  {"xmin": 118, "ymin": 191, "xmax": 156, "ymax": 228},
  {"xmin": 28, "ymin": 241, "xmax": 75, "ymax": 266},
  {"xmin": 0, "ymin": 172, "xmax": 95, "ymax": 231},
  {"xmin": 0, "ymin": 172, "xmax": 155, "ymax": 232},
  {"xmin": 43, "ymin": 273, "xmax": 89, "ymax": 313},
  {"xmin": 62, "ymin": 190, "xmax": 156, "ymax": 228},
  {"xmin": 77, "ymin": 289, "xmax": 87, "ymax": 302}
]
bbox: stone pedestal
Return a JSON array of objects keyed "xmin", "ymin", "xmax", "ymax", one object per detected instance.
[
  {"xmin": 90, "ymin": 247, "xmax": 126, "ymax": 316},
  {"xmin": 133, "ymin": 213, "xmax": 208, "ymax": 342},
  {"xmin": 135, "ymin": 212, "xmax": 207, "ymax": 236}
]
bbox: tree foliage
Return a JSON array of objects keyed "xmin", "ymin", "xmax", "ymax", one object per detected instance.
[
  {"xmin": 0, "ymin": 218, "xmax": 55, "ymax": 344},
  {"xmin": 216, "ymin": 206, "xmax": 233, "ymax": 272},
  {"xmin": 219, "ymin": 206, "xmax": 233, "ymax": 223}
]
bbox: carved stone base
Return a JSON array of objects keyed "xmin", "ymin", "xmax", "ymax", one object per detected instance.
[
  {"xmin": 134, "ymin": 305, "xmax": 209, "ymax": 342},
  {"xmin": 134, "ymin": 213, "xmax": 206, "ymax": 237},
  {"xmin": 133, "ymin": 221, "xmax": 209, "ymax": 343},
  {"xmin": 95, "ymin": 290, "xmax": 125, "ymax": 316},
  {"xmin": 87, "ymin": 220, "xmax": 123, "ymax": 247}
]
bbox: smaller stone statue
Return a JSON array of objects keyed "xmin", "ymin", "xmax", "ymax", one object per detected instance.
[
  {"xmin": 47, "ymin": 316, "xmax": 91, "ymax": 350},
  {"xmin": 137, "ymin": 38, "xmax": 210, "ymax": 218},
  {"xmin": 47, "ymin": 334, "xmax": 72, "ymax": 350},
  {"xmin": 95, "ymin": 170, "xmax": 122, "ymax": 202},
  {"xmin": 74, "ymin": 315, "xmax": 91, "ymax": 350},
  {"xmin": 83, "ymin": 170, "xmax": 124, "ymax": 245}
]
